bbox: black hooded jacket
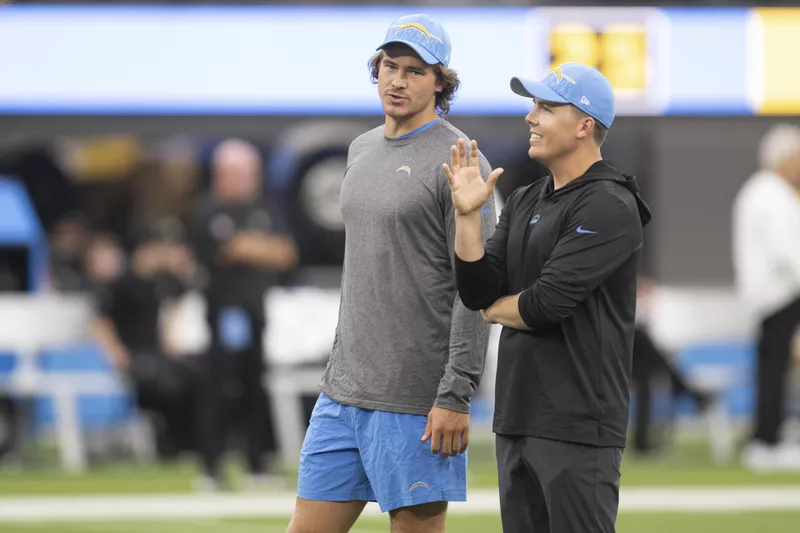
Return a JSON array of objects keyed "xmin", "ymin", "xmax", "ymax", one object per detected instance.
[{"xmin": 455, "ymin": 160, "xmax": 652, "ymax": 447}]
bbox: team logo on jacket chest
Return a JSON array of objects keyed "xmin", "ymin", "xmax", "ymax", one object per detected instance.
[{"xmin": 529, "ymin": 213, "xmax": 541, "ymax": 225}]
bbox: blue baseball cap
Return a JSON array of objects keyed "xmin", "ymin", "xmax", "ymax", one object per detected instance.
[
  {"xmin": 376, "ymin": 14, "xmax": 452, "ymax": 67},
  {"xmin": 510, "ymin": 63, "xmax": 616, "ymax": 128}
]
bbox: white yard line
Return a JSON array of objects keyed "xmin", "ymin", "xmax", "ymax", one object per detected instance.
[{"xmin": 1, "ymin": 488, "xmax": 799, "ymax": 522}]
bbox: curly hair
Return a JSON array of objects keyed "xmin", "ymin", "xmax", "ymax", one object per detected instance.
[{"xmin": 368, "ymin": 51, "xmax": 461, "ymax": 117}]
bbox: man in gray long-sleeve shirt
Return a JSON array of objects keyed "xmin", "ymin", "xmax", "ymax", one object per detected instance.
[{"xmin": 287, "ymin": 13, "xmax": 496, "ymax": 533}]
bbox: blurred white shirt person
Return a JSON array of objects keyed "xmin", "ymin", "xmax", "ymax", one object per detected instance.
[{"xmin": 733, "ymin": 123, "xmax": 800, "ymax": 471}]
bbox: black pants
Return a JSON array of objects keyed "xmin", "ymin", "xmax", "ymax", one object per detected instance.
[
  {"xmin": 130, "ymin": 351, "xmax": 199, "ymax": 459},
  {"xmin": 631, "ymin": 325, "xmax": 705, "ymax": 452},
  {"xmin": 754, "ymin": 296, "xmax": 800, "ymax": 446},
  {"xmin": 496, "ymin": 434, "xmax": 622, "ymax": 533},
  {"xmin": 198, "ymin": 302, "xmax": 276, "ymax": 478}
]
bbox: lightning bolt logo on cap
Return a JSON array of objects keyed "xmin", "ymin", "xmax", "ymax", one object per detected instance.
[{"xmin": 390, "ymin": 22, "xmax": 443, "ymax": 43}]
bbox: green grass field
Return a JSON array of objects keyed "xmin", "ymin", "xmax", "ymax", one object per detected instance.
[
  {"xmin": 3, "ymin": 512, "xmax": 800, "ymax": 533},
  {"xmin": 3, "ymin": 438, "xmax": 800, "ymax": 496},
  {"xmin": 2, "ymin": 437, "xmax": 800, "ymax": 532}
]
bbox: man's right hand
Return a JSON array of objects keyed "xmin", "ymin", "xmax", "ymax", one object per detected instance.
[{"xmin": 442, "ymin": 138, "xmax": 503, "ymax": 216}]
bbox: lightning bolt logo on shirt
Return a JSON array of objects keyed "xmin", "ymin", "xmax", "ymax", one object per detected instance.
[{"xmin": 397, "ymin": 166, "xmax": 411, "ymax": 175}]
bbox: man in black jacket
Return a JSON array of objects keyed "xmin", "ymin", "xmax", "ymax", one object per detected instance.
[
  {"xmin": 194, "ymin": 139, "xmax": 299, "ymax": 490},
  {"xmin": 443, "ymin": 63, "xmax": 652, "ymax": 532}
]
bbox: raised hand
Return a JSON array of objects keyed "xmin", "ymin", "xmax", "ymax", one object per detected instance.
[{"xmin": 442, "ymin": 138, "xmax": 504, "ymax": 216}]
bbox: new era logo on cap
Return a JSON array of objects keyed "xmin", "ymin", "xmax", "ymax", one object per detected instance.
[
  {"xmin": 509, "ymin": 63, "xmax": 616, "ymax": 128},
  {"xmin": 377, "ymin": 14, "xmax": 452, "ymax": 67}
]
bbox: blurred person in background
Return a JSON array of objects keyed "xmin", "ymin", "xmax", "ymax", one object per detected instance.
[
  {"xmin": 84, "ymin": 232, "xmax": 125, "ymax": 287},
  {"xmin": 49, "ymin": 211, "xmax": 92, "ymax": 292},
  {"xmin": 631, "ymin": 277, "xmax": 712, "ymax": 454},
  {"xmin": 193, "ymin": 138, "xmax": 298, "ymax": 492},
  {"xmin": 733, "ymin": 123, "xmax": 800, "ymax": 471},
  {"xmin": 287, "ymin": 14, "xmax": 496, "ymax": 533},
  {"xmin": 91, "ymin": 223, "xmax": 198, "ymax": 461}
]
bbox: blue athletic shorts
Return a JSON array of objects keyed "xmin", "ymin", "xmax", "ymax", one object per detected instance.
[{"xmin": 297, "ymin": 392, "xmax": 467, "ymax": 513}]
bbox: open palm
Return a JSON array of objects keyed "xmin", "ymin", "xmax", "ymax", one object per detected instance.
[{"xmin": 443, "ymin": 139, "xmax": 504, "ymax": 216}]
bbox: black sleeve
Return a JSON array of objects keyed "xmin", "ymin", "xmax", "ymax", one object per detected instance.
[
  {"xmin": 454, "ymin": 192, "xmax": 513, "ymax": 310},
  {"xmin": 92, "ymin": 275, "xmax": 119, "ymax": 322},
  {"xmin": 264, "ymin": 199, "xmax": 294, "ymax": 237},
  {"xmin": 517, "ymin": 188, "xmax": 640, "ymax": 329},
  {"xmin": 192, "ymin": 202, "xmax": 216, "ymax": 268},
  {"xmin": 93, "ymin": 280, "xmax": 117, "ymax": 320}
]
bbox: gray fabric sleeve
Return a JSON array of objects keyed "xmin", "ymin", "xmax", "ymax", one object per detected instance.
[{"xmin": 435, "ymin": 153, "xmax": 497, "ymax": 413}]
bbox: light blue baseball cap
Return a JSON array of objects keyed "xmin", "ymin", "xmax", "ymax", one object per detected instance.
[
  {"xmin": 376, "ymin": 14, "xmax": 452, "ymax": 67},
  {"xmin": 511, "ymin": 63, "xmax": 616, "ymax": 128}
]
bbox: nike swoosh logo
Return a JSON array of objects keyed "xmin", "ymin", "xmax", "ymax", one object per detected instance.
[{"xmin": 576, "ymin": 225, "xmax": 597, "ymax": 234}]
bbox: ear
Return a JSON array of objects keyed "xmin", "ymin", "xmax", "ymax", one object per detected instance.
[
  {"xmin": 576, "ymin": 116, "xmax": 594, "ymax": 141},
  {"xmin": 433, "ymin": 65, "xmax": 445, "ymax": 93}
]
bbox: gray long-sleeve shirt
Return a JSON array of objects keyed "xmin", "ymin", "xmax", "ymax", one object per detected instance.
[{"xmin": 320, "ymin": 119, "xmax": 497, "ymax": 415}]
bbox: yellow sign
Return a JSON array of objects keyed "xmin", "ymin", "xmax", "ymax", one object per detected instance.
[
  {"xmin": 755, "ymin": 9, "xmax": 800, "ymax": 114},
  {"xmin": 549, "ymin": 23, "xmax": 647, "ymax": 93}
]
